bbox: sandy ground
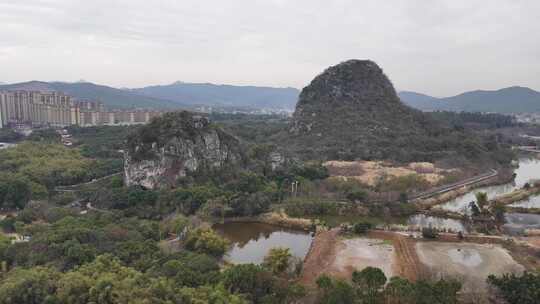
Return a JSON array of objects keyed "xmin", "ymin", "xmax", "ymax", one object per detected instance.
[
  {"xmin": 330, "ymin": 238, "xmax": 396, "ymax": 280},
  {"xmin": 524, "ymin": 236, "xmax": 540, "ymax": 249},
  {"xmin": 416, "ymin": 242, "xmax": 525, "ymax": 292},
  {"xmin": 300, "ymin": 229, "xmax": 340, "ymax": 286},
  {"xmin": 300, "ymin": 232, "xmax": 400, "ymax": 286},
  {"xmin": 324, "ymin": 160, "xmax": 449, "ymax": 186}
]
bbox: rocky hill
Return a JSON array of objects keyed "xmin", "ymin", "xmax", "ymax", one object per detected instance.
[
  {"xmin": 287, "ymin": 60, "xmax": 511, "ymax": 165},
  {"xmin": 124, "ymin": 111, "xmax": 243, "ymax": 189}
]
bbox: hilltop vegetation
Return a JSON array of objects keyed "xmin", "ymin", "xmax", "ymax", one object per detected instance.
[{"xmin": 284, "ymin": 60, "xmax": 513, "ymax": 167}]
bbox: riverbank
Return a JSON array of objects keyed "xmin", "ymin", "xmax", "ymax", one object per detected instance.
[
  {"xmin": 491, "ymin": 182, "xmax": 540, "ymax": 208},
  {"xmin": 415, "ymin": 168, "xmax": 514, "ymax": 210},
  {"xmin": 213, "ymin": 211, "xmax": 315, "ymax": 231}
]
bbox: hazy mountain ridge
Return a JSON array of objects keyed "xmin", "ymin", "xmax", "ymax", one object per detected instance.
[
  {"xmin": 0, "ymin": 80, "xmax": 300, "ymax": 110},
  {"xmin": 130, "ymin": 81, "xmax": 300, "ymax": 110},
  {"xmin": 0, "ymin": 81, "xmax": 182, "ymax": 110},
  {"xmin": 399, "ymin": 86, "xmax": 540, "ymax": 113}
]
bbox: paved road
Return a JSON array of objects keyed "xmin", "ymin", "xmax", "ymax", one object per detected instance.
[{"xmin": 410, "ymin": 169, "xmax": 498, "ymax": 202}]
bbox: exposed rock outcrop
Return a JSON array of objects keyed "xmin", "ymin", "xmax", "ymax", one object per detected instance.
[{"xmin": 124, "ymin": 111, "xmax": 242, "ymax": 189}]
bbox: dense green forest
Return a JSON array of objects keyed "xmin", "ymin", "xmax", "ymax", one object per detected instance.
[
  {"xmin": 0, "ymin": 112, "xmax": 537, "ymax": 303},
  {"xmin": 0, "ymin": 142, "xmax": 119, "ymax": 209}
]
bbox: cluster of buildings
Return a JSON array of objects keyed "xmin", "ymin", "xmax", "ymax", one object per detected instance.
[{"xmin": 0, "ymin": 91, "xmax": 164, "ymax": 128}]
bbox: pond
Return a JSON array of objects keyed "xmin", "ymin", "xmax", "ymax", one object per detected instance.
[
  {"xmin": 307, "ymin": 214, "xmax": 468, "ymax": 233},
  {"xmin": 407, "ymin": 214, "xmax": 469, "ymax": 233},
  {"xmin": 502, "ymin": 213, "xmax": 540, "ymax": 235},
  {"xmin": 439, "ymin": 157, "xmax": 540, "ymax": 215},
  {"xmin": 213, "ymin": 222, "xmax": 313, "ymax": 265},
  {"xmin": 510, "ymin": 194, "xmax": 540, "ymax": 209}
]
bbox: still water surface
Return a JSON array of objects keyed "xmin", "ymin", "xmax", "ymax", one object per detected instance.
[
  {"xmin": 440, "ymin": 157, "xmax": 540, "ymax": 214},
  {"xmin": 407, "ymin": 214, "xmax": 469, "ymax": 233},
  {"xmin": 213, "ymin": 222, "xmax": 313, "ymax": 264},
  {"xmin": 503, "ymin": 213, "xmax": 540, "ymax": 235},
  {"xmin": 511, "ymin": 195, "xmax": 540, "ymax": 209}
]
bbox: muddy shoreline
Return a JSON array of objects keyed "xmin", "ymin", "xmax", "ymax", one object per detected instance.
[
  {"xmin": 211, "ymin": 211, "xmax": 316, "ymax": 231},
  {"xmin": 415, "ymin": 169, "xmax": 515, "ymax": 210},
  {"xmin": 491, "ymin": 183, "xmax": 540, "ymax": 207}
]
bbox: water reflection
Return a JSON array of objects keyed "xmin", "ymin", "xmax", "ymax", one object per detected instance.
[
  {"xmin": 448, "ymin": 248, "xmax": 483, "ymax": 267},
  {"xmin": 511, "ymin": 195, "xmax": 540, "ymax": 209},
  {"xmin": 503, "ymin": 213, "xmax": 540, "ymax": 235},
  {"xmin": 213, "ymin": 222, "xmax": 313, "ymax": 264},
  {"xmin": 407, "ymin": 214, "xmax": 468, "ymax": 233},
  {"xmin": 440, "ymin": 157, "xmax": 540, "ymax": 214}
]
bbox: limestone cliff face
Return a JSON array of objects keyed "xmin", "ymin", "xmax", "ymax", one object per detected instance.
[{"xmin": 124, "ymin": 111, "xmax": 242, "ymax": 189}]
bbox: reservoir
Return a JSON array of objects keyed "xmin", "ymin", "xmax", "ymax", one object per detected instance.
[{"xmin": 213, "ymin": 222, "xmax": 313, "ymax": 264}]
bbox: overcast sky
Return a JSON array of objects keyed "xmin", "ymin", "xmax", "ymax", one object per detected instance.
[{"xmin": 1, "ymin": 0, "xmax": 539, "ymax": 96}]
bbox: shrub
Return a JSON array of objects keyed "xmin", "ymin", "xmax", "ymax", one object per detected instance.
[
  {"xmin": 347, "ymin": 189, "xmax": 368, "ymax": 202},
  {"xmin": 422, "ymin": 227, "xmax": 439, "ymax": 239},
  {"xmin": 487, "ymin": 272, "xmax": 540, "ymax": 304},
  {"xmin": 399, "ymin": 192, "xmax": 408, "ymax": 204},
  {"xmin": 263, "ymin": 247, "xmax": 292, "ymax": 275},
  {"xmin": 282, "ymin": 198, "xmax": 339, "ymax": 217},
  {"xmin": 353, "ymin": 222, "xmax": 373, "ymax": 234},
  {"xmin": 184, "ymin": 228, "xmax": 230, "ymax": 257}
]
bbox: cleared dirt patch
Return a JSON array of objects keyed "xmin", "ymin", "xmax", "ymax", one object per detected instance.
[
  {"xmin": 300, "ymin": 229, "xmax": 340, "ymax": 286},
  {"xmin": 300, "ymin": 232, "xmax": 399, "ymax": 286},
  {"xmin": 324, "ymin": 160, "xmax": 451, "ymax": 186},
  {"xmin": 526, "ymin": 236, "xmax": 540, "ymax": 248},
  {"xmin": 416, "ymin": 242, "xmax": 525, "ymax": 292},
  {"xmin": 331, "ymin": 238, "xmax": 396, "ymax": 280}
]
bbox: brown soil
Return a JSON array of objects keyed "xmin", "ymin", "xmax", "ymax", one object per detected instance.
[
  {"xmin": 299, "ymin": 228, "xmax": 340, "ymax": 286},
  {"xmin": 324, "ymin": 160, "xmax": 448, "ymax": 186},
  {"xmin": 369, "ymin": 230, "xmax": 423, "ymax": 281},
  {"xmin": 504, "ymin": 241, "xmax": 540, "ymax": 271},
  {"xmin": 416, "ymin": 242, "xmax": 525, "ymax": 292},
  {"xmin": 300, "ymin": 230, "xmax": 424, "ymax": 287}
]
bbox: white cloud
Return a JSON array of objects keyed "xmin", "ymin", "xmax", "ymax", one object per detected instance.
[{"xmin": 0, "ymin": 0, "xmax": 539, "ymax": 95}]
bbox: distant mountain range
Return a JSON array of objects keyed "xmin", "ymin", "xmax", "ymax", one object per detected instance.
[
  {"xmin": 0, "ymin": 81, "xmax": 181, "ymax": 109},
  {"xmin": 399, "ymin": 86, "xmax": 540, "ymax": 113},
  {"xmin": 0, "ymin": 81, "xmax": 300, "ymax": 110},
  {"xmin": 130, "ymin": 81, "xmax": 299, "ymax": 110},
  {"xmin": 2, "ymin": 80, "xmax": 538, "ymax": 113}
]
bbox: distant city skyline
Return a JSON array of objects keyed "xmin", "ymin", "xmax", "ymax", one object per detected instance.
[{"xmin": 1, "ymin": 0, "xmax": 539, "ymax": 97}]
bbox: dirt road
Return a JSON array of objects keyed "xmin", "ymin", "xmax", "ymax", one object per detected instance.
[{"xmin": 300, "ymin": 230, "xmax": 424, "ymax": 287}]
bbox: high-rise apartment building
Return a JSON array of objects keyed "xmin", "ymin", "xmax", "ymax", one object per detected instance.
[
  {"xmin": 0, "ymin": 91, "xmax": 79, "ymax": 127},
  {"xmin": 0, "ymin": 90, "xmax": 163, "ymax": 128}
]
